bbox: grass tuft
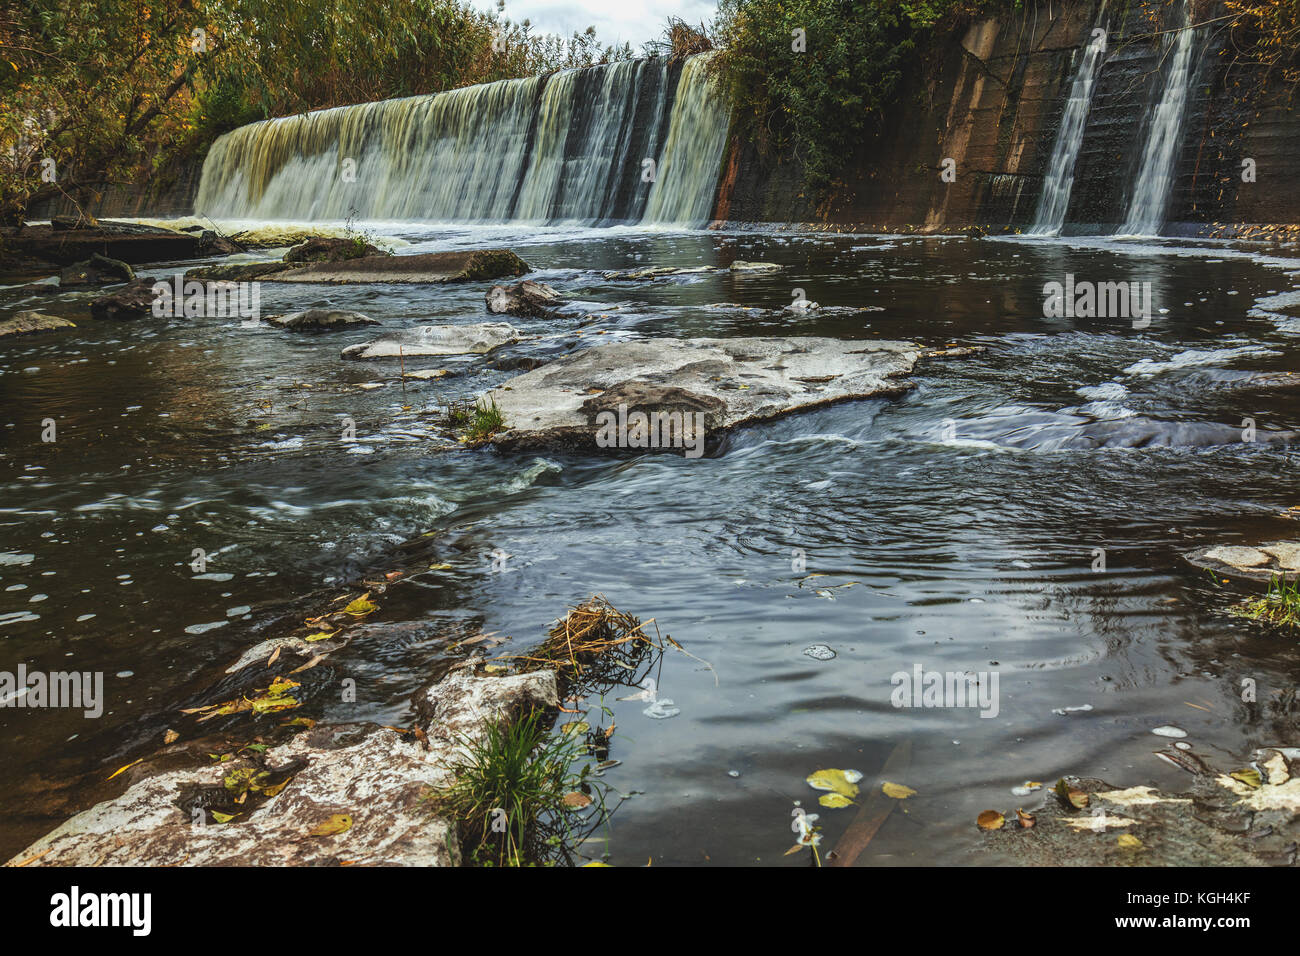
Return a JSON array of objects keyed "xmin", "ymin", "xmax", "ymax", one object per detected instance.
[
  {"xmin": 1234, "ymin": 574, "xmax": 1300, "ymax": 629},
  {"xmin": 446, "ymin": 397, "xmax": 506, "ymax": 444},
  {"xmin": 437, "ymin": 711, "xmax": 602, "ymax": 867}
]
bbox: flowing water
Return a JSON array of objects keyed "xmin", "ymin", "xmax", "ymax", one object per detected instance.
[
  {"xmin": 1029, "ymin": 16, "xmax": 1108, "ymax": 236},
  {"xmin": 195, "ymin": 54, "xmax": 727, "ymax": 227},
  {"xmin": 1118, "ymin": 9, "xmax": 1200, "ymax": 236},
  {"xmin": 4, "ymin": 222, "xmax": 1300, "ymax": 863}
]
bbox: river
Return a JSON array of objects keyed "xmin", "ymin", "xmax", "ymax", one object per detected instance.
[{"xmin": 2, "ymin": 222, "xmax": 1298, "ymax": 863}]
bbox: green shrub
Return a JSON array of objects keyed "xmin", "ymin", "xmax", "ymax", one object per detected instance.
[{"xmin": 712, "ymin": 0, "xmax": 1020, "ymax": 200}]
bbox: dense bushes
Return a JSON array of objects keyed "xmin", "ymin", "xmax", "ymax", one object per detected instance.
[{"xmin": 712, "ymin": 0, "xmax": 1014, "ymax": 201}]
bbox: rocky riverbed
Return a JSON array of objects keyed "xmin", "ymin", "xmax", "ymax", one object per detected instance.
[{"xmin": 4, "ymin": 224, "xmax": 1300, "ymax": 867}]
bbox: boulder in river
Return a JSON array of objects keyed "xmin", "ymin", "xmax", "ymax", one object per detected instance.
[
  {"xmin": 6, "ymin": 662, "xmax": 558, "ymax": 867},
  {"xmin": 485, "ymin": 279, "xmax": 564, "ymax": 318},
  {"xmin": 59, "ymin": 253, "xmax": 135, "ymax": 287},
  {"xmin": 89, "ymin": 278, "xmax": 157, "ymax": 320},
  {"xmin": 485, "ymin": 336, "xmax": 920, "ymax": 453},
  {"xmin": 188, "ymin": 249, "xmax": 529, "ymax": 286},
  {"xmin": 267, "ymin": 309, "xmax": 380, "ymax": 331},
  {"xmin": 283, "ymin": 235, "xmax": 386, "ymax": 263},
  {"xmin": 341, "ymin": 322, "xmax": 520, "ymax": 359},
  {"xmin": 0, "ymin": 310, "xmax": 76, "ymax": 338}
]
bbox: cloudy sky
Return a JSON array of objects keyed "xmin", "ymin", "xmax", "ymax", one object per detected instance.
[{"xmin": 474, "ymin": 0, "xmax": 719, "ymax": 50}]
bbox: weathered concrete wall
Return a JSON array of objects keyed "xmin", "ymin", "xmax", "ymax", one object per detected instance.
[
  {"xmin": 27, "ymin": 152, "xmax": 204, "ymax": 221},
  {"xmin": 717, "ymin": 0, "xmax": 1300, "ymax": 231}
]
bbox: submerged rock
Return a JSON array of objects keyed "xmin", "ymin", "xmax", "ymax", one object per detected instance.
[
  {"xmin": 980, "ymin": 751, "xmax": 1300, "ymax": 866},
  {"xmin": 89, "ymin": 278, "xmax": 157, "ymax": 320},
  {"xmin": 600, "ymin": 261, "xmax": 782, "ymax": 281},
  {"xmin": 188, "ymin": 249, "xmax": 529, "ymax": 286},
  {"xmin": 8, "ymin": 662, "xmax": 558, "ymax": 867},
  {"xmin": 186, "ymin": 261, "xmax": 289, "ymax": 283},
  {"xmin": 59, "ymin": 253, "xmax": 134, "ymax": 287},
  {"xmin": 485, "ymin": 280, "xmax": 564, "ymax": 318},
  {"xmin": 486, "ymin": 336, "xmax": 920, "ymax": 453},
  {"xmin": 1075, "ymin": 419, "xmax": 1299, "ymax": 448},
  {"xmin": 341, "ymin": 322, "xmax": 520, "ymax": 359},
  {"xmin": 0, "ymin": 310, "xmax": 76, "ymax": 338},
  {"xmin": 601, "ymin": 265, "xmax": 712, "ymax": 281},
  {"xmin": 268, "ymin": 309, "xmax": 379, "ymax": 331}
]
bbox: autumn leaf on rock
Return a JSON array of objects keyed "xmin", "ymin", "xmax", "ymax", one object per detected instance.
[{"xmin": 309, "ymin": 814, "xmax": 353, "ymax": 836}]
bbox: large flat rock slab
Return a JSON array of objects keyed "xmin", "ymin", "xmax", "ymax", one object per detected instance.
[
  {"xmin": 188, "ymin": 249, "xmax": 529, "ymax": 285},
  {"xmin": 6, "ymin": 223, "xmax": 201, "ymax": 266},
  {"xmin": 487, "ymin": 336, "xmax": 920, "ymax": 453},
  {"xmin": 7, "ymin": 664, "xmax": 558, "ymax": 867}
]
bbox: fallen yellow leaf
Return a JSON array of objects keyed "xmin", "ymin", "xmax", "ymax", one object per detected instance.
[{"xmin": 309, "ymin": 814, "xmax": 353, "ymax": 836}]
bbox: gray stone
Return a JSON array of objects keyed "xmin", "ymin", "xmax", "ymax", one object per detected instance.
[
  {"xmin": 89, "ymin": 278, "xmax": 156, "ymax": 320},
  {"xmin": 0, "ymin": 311, "xmax": 76, "ymax": 338},
  {"xmin": 59, "ymin": 253, "xmax": 134, "ymax": 287},
  {"xmin": 268, "ymin": 309, "xmax": 379, "ymax": 331},
  {"xmin": 341, "ymin": 322, "xmax": 520, "ymax": 360},
  {"xmin": 485, "ymin": 280, "xmax": 564, "ymax": 318}
]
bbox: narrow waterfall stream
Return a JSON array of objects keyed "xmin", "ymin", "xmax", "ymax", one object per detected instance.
[
  {"xmin": 194, "ymin": 53, "xmax": 728, "ymax": 227},
  {"xmin": 1029, "ymin": 17, "xmax": 1108, "ymax": 236},
  {"xmin": 1118, "ymin": 9, "xmax": 1200, "ymax": 235}
]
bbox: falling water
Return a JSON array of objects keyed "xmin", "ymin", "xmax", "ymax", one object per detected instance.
[
  {"xmin": 1118, "ymin": 12, "xmax": 1200, "ymax": 236},
  {"xmin": 195, "ymin": 53, "xmax": 728, "ymax": 227},
  {"xmin": 1029, "ymin": 21, "xmax": 1108, "ymax": 236},
  {"xmin": 643, "ymin": 54, "xmax": 731, "ymax": 226}
]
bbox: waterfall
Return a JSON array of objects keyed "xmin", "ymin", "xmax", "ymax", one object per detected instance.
[
  {"xmin": 1029, "ymin": 20, "xmax": 1108, "ymax": 236},
  {"xmin": 195, "ymin": 53, "xmax": 728, "ymax": 227},
  {"xmin": 643, "ymin": 55, "xmax": 730, "ymax": 226},
  {"xmin": 1118, "ymin": 11, "xmax": 1200, "ymax": 236}
]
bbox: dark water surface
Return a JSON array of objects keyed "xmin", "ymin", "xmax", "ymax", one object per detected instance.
[{"xmin": 3, "ymin": 224, "xmax": 1299, "ymax": 863}]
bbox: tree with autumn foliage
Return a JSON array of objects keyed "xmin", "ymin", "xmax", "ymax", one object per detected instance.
[{"xmin": 0, "ymin": 0, "xmax": 631, "ymax": 224}]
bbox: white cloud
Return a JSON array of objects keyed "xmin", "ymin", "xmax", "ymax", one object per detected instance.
[{"xmin": 474, "ymin": 0, "xmax": 717, "ymax": 50}]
